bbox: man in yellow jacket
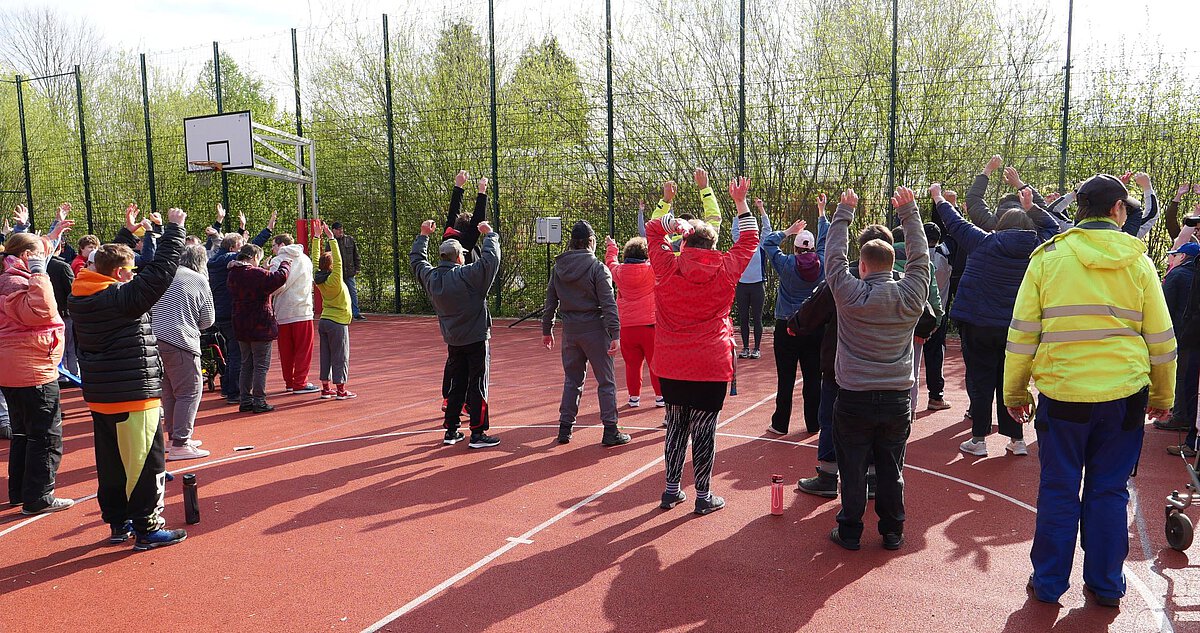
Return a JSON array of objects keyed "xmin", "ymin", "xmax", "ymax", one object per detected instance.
[{"xmin": 1004, "ymin": 174, "xmax": 1176, "ymax": 608}]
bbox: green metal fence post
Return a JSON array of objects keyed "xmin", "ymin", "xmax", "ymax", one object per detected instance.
[
  {"xmin": 16, "ymin": 75, "xmax": 35, "ymax": 231},
  {"xmin": 74, "ymin": 65, "xmax": 95, "ymax": 234},
  {"xmin": 213, "ymin": 41, "xmax": 230, "ymax": 212},
  {"xmin": 140, "ymin": 53, "xmax": 158, "ymax": 214},
  {"xmin": 606, "ymin": 0, "xmax": 615, "ymax": 238},
  {"xmin": 384, "ymin": 14, "xmax": 401, "ymax": 314},
  {"xmin": 292, "ymin": 28, "xmax": 306, "ymax": 219},
  {"xmin": 1059, "ymin": 0, "xmax": 1075, "ymax": 192},
  {"xmin": 738, "ymin": 0, "xmax": 746, "ymax": 176},
  {"xmin": 888, "ymin": 0, "xmax": 898, "ymax": 199},
  {"xmin": 488, "ymin": 0, "xmax": 502, "ymax": 313}
]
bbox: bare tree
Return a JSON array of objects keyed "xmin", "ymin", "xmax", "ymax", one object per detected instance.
[{"xmin": 0, "ymin": 6, "xmax": 106, "ymax": 106}]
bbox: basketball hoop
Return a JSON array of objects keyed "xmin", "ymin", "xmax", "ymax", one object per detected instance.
[{"xmin": 189, "ymin": 160, "xmax": 223, "ymax": 188}]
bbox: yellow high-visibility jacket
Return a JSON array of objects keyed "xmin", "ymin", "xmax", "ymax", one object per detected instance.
[
  {"xmin": 650, "ymin": 186, "xmax": 723, "ymax": 251},
  {"xmin": 1004, "ymin": 218, "xmax": 1177, "ymax": 410}
]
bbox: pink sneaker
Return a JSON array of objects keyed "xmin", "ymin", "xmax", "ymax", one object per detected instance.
[{"xmin": 320, "ymin": 387, "xmax": 336, "ymax": 399}]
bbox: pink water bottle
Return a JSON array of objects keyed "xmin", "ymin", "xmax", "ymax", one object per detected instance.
[{"xmin": 770, "ymin": 474, "xmax": 784, "ymax": 515}]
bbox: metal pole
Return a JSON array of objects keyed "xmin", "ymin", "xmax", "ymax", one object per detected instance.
[
  {"xmin": 384, "ymin": 14, "xmax": 401, "ymax": 314},
  {"xmin": 213, "ymin": 41, "xmax": 230, "ymax": 213},
  {"xmin": 605, "ymin": 0, "xmax": 615, "ymax": 237},
  {"xmin": 16, "ymin": 75, "xmax": 35, "ymax": 231},
  {"xmin": 888, "ymin": 0, "xmax": 898, "ymax": 198},
  {"xmin": 140, "ymin": 54, "xmax": 158, "ymax": 214},
  {"xmin": 292, "ymin": 28, "xmax": 306, "ymax": 219},
  {"xmin": 488, "ymin": 0, "xmax": 502, "ymax": 312},
  {"xmin": 74, "ymin": 65, "xmax": 95, "ymax": 234},
  {"xmin": 738, "ymin": 0, "xmax": 746, "ymax": 176},
  {"xmin": 1059, "ymin": 0, "xmax": 1074, "ymax": 192}
]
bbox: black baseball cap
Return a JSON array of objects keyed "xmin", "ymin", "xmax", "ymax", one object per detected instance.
[
  {"xmin": 1077, "ymin": 174, "xmax": 1141, "ymax": 216},
  {"xmin": 570, "ymin": 220, "xmax": 595, "ymax": 242}
]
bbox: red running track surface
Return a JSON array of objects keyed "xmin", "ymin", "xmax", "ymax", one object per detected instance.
[{"xmin": 0, "ymin": 316, "xmax": 1196, "ymax": 632}]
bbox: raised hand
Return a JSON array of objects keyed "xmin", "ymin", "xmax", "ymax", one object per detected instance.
[
  {"xmin": 56, "ymin": 202, "xmax": 71, "ymax": 223},
  {"xmin": 419, "ymin": 220, "xmax": 436, "ymax": 236},
  {"xmin": 322, "ymin": 221, "xmax": 335, "ymax": 239},
  {"xmin": 984, "ymin": 155, "xmax": 1003, "ymax": 176},
  {"xmin": 477, "ymin": 177, "xmax": 488, "ymax": 195},
  {"xmin": 890, "ymin": 186, "xmax": 915, "ymax": 209},
  {"xmin": 140, "ymin": 218, "xmax": 154, "ymax": 232},
  {"xmin": 945, "ymin": 189, "xmax": 958, "ymax": 207},
  {"xmin": 124, "ymin": 203, "xmax": 140, "ymax": 232},
  {"xmin": 238, "ymin": 211, "xmax": 247, "ymax": 230},
  {"xmin": 816, "ymin": 193, "xmax": 828, "ymax": 216},
  {"xmin": 1118, "ymin": 171, "xmax": 1132, "ymax": 185},
  {"xmin": 1044, "ymin": 192, "xmax": 1062, "ymax": 205},
  {"xmin": 268, "ymin": 209, "xmax": 278, "ymax": 231},
  {"xmin": 605, "ymin": 236, "xmax": 617, "ymax": 249},
  {"xmin": 694, "ymin": 168, "xmax": 709, "ymax": 189},
  {"xmin": 784, "ymin": 219, "xmax": 807, "ymax": 236},
  {"xmin": 1193, "ymin": 183, "xmax": 1200, "ymax": 195},
  {"xmin": 148, "ymin": 211, "xmax": 163, "ymax": 225},
  {"xmin": 477, "ymin": 221, "xmax": 493, "ymax": 235},
  {"xmin": 729, "ymin": 176, "xmax": 750, "ymax": 204},
  {"xmin": 840, "ymin": 188, "xmax": 859, "ymax": 209},
  {"xmin": 662, "ymin": 181, "xmax": 677, "ymax": 204},
  {"xmin": 455, "ymin": 170, "xmax": 468, "ymax": 188},
  {"xmin": 638, "ymin": 200, "xmax": 645, "ymax": 212},
  {"xmin": 1177, "ymin": 183, "xmax": 1191, "ymax": 200},
  {"xmin": 48, "ymin": 219, "xmax": 75, "ymax": 241},
  {"xmin": 12, "ymin": 204, "xmax": 28, "ymax": 226},
  {"xmin": 1018, "ymin": 186, "xmax": 1034, "ymax": 211},
  {"xmin": 929, "ymin": 183, "xmax": 944, "ymax": 204},
  {"xmin": 167, "ymin": 207, "xmax": 187, "ymax": 226},
  {"xmin": 754, "ymin": 198, "xmax": 765, "ymax": 213},
  {"xmin": 205, "ymin": 226, "xmax": 219, "ymax": 237},
  {"xmin": 1003, "ymin": 166, "xmax": 1024, "ymax": 189},
  {"xmin": 216, "ymin": 203, "xmax": 226, "ymax": 223},
  {"xmin": 1133, "ymin": 172, "xmax": 1151, "ymax": 191}
]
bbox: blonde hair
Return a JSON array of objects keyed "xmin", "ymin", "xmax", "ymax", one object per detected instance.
[
  {"xmin": 2, "ymin": 232, "xmax": 41, "ymax": 257},
  {"xmin": 683, "ymin": 220, "xmax": 718, "ymax": 250},
  {"xmin": 859, "ymin": 239, "xmax": 895, "ymax": 272}
]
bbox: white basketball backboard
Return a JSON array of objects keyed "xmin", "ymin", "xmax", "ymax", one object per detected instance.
[{"xmin": 184, "ymin": 111, "xmax": 254, "ymax": 172}]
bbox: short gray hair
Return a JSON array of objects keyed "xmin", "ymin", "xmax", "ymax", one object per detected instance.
[
  {"xmin": 439, "ymin": 239, "xmax": 464, "ymax": 263},
  {"xmin": 179, "ymin": 244, "xmax": 209, "ymax": 276}
]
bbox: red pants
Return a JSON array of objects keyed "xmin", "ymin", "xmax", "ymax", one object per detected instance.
[
  {"xmin": 277, "ymin": 320, "xmax": 314, "ymax": 390},
  {"xmin": 620, "ymin": 324, "xmax": 661, "ymax": 398}
]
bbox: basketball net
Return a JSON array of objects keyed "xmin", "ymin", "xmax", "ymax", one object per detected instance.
[{"xmin": 189, "ymin": 161, "xmax": 223, "ymax": 188}]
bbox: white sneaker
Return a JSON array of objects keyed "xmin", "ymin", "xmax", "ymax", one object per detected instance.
[
  {"xmin": 766, "ymin": 425, "xmax": 786, "ymax": 435},
  {"xmin": 959, "ymin": 438, "xmax": 988, "ymax": 457},
  {"xmin": 185, "ymin": 439, "xmax": 203, "ymax": 448},
  {"xmin": 654, "ymin": 396, "xmax": 665, "ymax": 408},
  {"xmin": 628, "ymin": 397, "xmax": 641, "ymax": 408},
  {"xmin": 1006, "ymin": 440, "xmax": 1029, "ymax": 456},
  {"xmin": 168, "ymin": 444, "xmax": 211, "ymax": 460}
]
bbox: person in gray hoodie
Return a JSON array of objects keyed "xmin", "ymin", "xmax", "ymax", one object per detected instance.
[
  {"xmin": 826, "ymin": 185, "xmax": 930, "ymax": 552},
  {"xmin": 410, "ymin": 219, "xmax": 501, "ymax": 450},
  {"xmin": 542, "ymin": 220, "xmax": 630, "ymax": 447}
]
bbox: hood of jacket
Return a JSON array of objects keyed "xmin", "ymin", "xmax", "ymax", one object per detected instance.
[
  {"xmin": 1048, "ymin": 224, "xmax": 1147, "ymax": 270},
  {"xmin": 3, "ymin": 255, "xmax": 30, "ymax": 278},
  {"xmin": 228, "ymin": 259, "xmax": 253, "ymax": 271},
  {"xmin": 315, "ymin": 269, "xmax": 332, "ymax": 285},
  {"xmin": 554, "ymin": 249, "xmax": 600, "ymax": 282},
  {"xmin": 276, "ymin": 244, "xmax": 305, "ymax": 260},
  {"xmin": 71, "ymin": 268, "xmax": 119, "ymax": 298},
  {"xmin": 795, "ymin": 252, "xmax": 821, "ymax": 282},
  {"xmin": 991, "ymin": 229, "xmax": 1044, "ymax": 260},
  {"xmin": 676, "ymin": 247, "xmax": 724, "ymax": 283}
]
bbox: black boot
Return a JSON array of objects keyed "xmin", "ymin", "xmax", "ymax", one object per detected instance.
[{"xmin": 601, "ymin": 425, "xmax": 631, "ymax": 447}]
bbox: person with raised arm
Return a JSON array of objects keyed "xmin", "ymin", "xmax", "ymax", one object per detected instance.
[
  {"xmin": 410, "ymin": 218, "xmax": 501, "ymax": 450},
  {"xmin": 605, "ymin": 232, "xmax": 663, "ymax": 409},
  {"xmin": 825, "ymin": 185, "xmax": 929, "ymax": 552},
  {"xmin": 269, "ymin": 230, "xmax": 318, "ymax": 395},
  {"xmin": 227, "ymin": 238, "xmax": 291, "ymax": 414},
  {"xmin": 1005, "ymin": 174, "xmax": 1176, "ymax": 608},
  {"xmin": 439, "ymin": 172, "xmax": 489, "ymax": 413},
  {"xmin": 732, "ymin": 197, "xmax": 771, "ymax": 359},
  {"xmin": 311, "ymin": 222, "xmax": 356, "ymax": 400},
  {"xmin": 763, "ymin": 195, "xmax": 827, "ymax": 435},
  {"xmin": 649, "ymin": 168, "xmax": 723, "ymax": 253},
  {"xmin": 648, "ymin": 176, "xmax": 758, "ymax": 516}
]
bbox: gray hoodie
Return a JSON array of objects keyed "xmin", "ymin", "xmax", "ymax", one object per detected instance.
[
  {"xmin": 410, "ymin": 232, "xmax": 500, "ymax": 346},
  {"xmin": 541, "ymin": 248, "xmax": 620, "ymax": 339}
]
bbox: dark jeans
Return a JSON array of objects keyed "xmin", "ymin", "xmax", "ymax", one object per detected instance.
[
  {"xmin": 923, "ymin": 318, "xmax": 948, "ymax": 400},
  {"xmin": 2, "ymin": 382, "xmax": 63, "ymax": 511},
  {"xmin": 346, "ymin": 276, "xmax": 362, "ymax": 318},
  {"xmin": 958, "ymin": 322, "xmax": 1022, "ymax": 440},
  {"xmin": 238, "ymin": 340, "xmax": 273, "ymax": 406},
  {"xmin": 445, "ymin": 340, "xmax": 490, "ymax": 433},
  {"xmin": 735, "ymin": 282, "xmax": 765, "ymax": 350},
  {"xmin": 817, "ymin": 377, "xmax": 838, "ymax": 463},
  {"xmin": 771, "ymin": 321, "xmax": 824, "ymax": 433},
  {"xmin": 1173, "ymin": 348, "xmax": 1200, "ymax": 447},
  {"xmin": 217, "ymin": 319, "xmax": 241, "ymax": 399},
  {"xmin": 832, "ymin": 388, "xmax": 911, "ymax": 542}
]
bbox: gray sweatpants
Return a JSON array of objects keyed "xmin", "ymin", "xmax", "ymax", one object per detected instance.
[
  {"xmin": 558, "ymin": 327, "xmax": 618, "ymax": 428},
  {"xmin": 238, "ymin": 340, "xmax": 273, "ymax": 405},
  {"xmin": 319, "ymin": 318, "xmax": 350, "ymax": 384},
  {"xmin": 159, "ymin": 341, "xmax": 203, "ymax": 445}
]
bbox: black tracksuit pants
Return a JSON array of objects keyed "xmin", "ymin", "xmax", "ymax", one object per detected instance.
[
  {"xmin": 444, "ymin": 341, "xmax": 491, "ymax": 434},
  {"xmin": 2, "ymin": 382, "xmax": 63, "ymax": 511},
  {"xmin": 92, "ymin": 408, "xmax": 167, "ymax": 533}
]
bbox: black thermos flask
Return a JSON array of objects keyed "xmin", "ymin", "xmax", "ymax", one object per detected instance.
[{"xmin": 182, "ymin": 474, "xmax": 200, "ymax": 524}]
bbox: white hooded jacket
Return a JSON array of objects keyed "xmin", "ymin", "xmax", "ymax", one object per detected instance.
[{"xmin": 270, "ymin": 243, "xmax": 314, "ymax": 325}]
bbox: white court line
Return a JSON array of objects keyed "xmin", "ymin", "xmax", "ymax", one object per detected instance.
[
  {"xmin": 359, "ymin": 389, "xmax": 783, "ymax": 633},
  {"xmin": 0, "ymin": 493, "xmax": 97, "ymax": 539}
]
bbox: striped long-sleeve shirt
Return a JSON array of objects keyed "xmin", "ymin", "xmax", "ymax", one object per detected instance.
[{"xmin": 151, "ymin": 266, "xmax": 216, "ymax": 356}]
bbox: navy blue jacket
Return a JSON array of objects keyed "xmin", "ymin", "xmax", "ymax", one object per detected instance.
[
  {"xmin": 208, "ymin": 228, "xmax": 271, "ymax": 321},
  {"xmin": 1163, "ymin": 258, "xmax": 1196, "ymax": 327},
  {"xmin": 762, "ymin": 216, "xmax": 828, "ymax": 319},
  {"xmin": 936, "ymin": 201, "xmax": 1050, "ymax": 329}
]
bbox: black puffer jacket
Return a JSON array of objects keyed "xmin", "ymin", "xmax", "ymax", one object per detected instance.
[{"xmin": 68, "ymin": 223, "xmax": 184, "ymax": 405}]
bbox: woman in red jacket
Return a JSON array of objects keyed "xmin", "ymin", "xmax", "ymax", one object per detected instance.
[
  {"xmin": 227, "ymin": 243, "xmax": 290, "ymax": 414},
  {"xmin": 648, "ymin": 176, "xmax": 758, "ymax": 516},
  {"xmin": 0, "ymin": 231, "xmax": 74, "ymax": 515},
  {"xmin": 605, "ymin": 235, "xmax": 662, "ymax": 408}
]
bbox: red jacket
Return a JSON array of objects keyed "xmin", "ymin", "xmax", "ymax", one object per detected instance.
[
  {"xmin": 0, "ymin": 256, "xmax": 65, "ymax": 387},
  {"xmin": 70, "ymin": 255, "xmax": 88, "ymax": 275},
  {"xmin": 647, "ymin": 214, "xmax": 758, "ymax": 382},
  {"xmin": 605, "ymin": 241, "xmax": 656, "ymax": 328}
]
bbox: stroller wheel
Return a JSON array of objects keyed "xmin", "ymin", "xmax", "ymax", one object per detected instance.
[{"xmin": 1167, "ymin": 509, "xmax": 1194, "ymax": 551}]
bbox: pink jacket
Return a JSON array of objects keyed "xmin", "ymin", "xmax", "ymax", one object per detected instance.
[
  {"xmin": 0, "ymin": 256, "xmax": 65, "ymax": 387},
  {"xmin": 646, "ymin": 214, "xmax": 758, "ymax": 382},
  {"xmin": 605, "ymin": 241, "xmax": 656, "ymax": 328}
]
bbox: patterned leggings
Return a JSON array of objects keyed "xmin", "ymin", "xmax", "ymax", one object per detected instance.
[{"xmin": 663, "ymin": 404, "xmax": 720, "ymax": 493}]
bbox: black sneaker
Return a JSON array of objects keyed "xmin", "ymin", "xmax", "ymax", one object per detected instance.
[
  {"xmin": 133, "ymin": 528, "xmax": 187, "ymax": 551},
  {"xmin": 353, "ymin": 315, "xmax": 367, "ymax": 321},
  {"xmin": 468, "ymin": 433, "xmax": 500, "ymax": 449},
  {"xmin": 251, "ymin": 403, "xmax": 275, "ymax": 414},
  {"xmin": 239, "ymin": 403, "xmax": 254, "ymax": 412},
  {"xmin": 660, "ymin": 490, "xmax": 686, "ymax": 509},
  {"xmin": 109, "ymin": 521, "xmax": 134, "ymax": 544},
  {"xmin": 694, "ymin": 495, "xmax": 725, "ymax": 515},
  {"xmin": 1155, "ymin": 417, "xmax": 1192, "ymax": 432},
  {"xmin": 1083, "ymin": 584, "xmax": 1120, "ymax": 608},
  {"xmin": 226, "ymin": 396, "xmax": 242, "ymax": 405},
  {"xmin": 882, "ymin": 532, "xmax": 905, "ymax": 550},
  {"xmin": 796, "ymin": 468, "xmax": 839, "ymax": 498},
  {"xmin": 601, "ymin": 429, "xmax": 631, "ymax": 447},
  {"xmin": 443, "ymin": 430, "xmax": 464, "ymax": 445},
  {"xmin": 829, "ymin": 527, "xmax": 860, "ymax": 551},
  {"xmin": 557, "ymin": 425, "xmax": 573, "ymax": 444}
]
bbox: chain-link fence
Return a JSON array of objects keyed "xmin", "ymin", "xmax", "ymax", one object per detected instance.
[{"xmin": 2, "ymin": 0, "xmax": 1199, "ymax": 317}]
